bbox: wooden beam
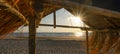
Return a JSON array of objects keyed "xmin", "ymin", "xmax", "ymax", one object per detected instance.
[
  {"xmin": 39, "ymin": 24, "xmax": 90, "ymax": 29},
  {"xmin": 39, "ymin": 24, "xmax": 120, "ymax": 31},
  {"xmin": 53, "ymin": 11, "xmax": 56, "ymax": 28},
  {"xmin": 40, "ymin": 0, "xmax": 120, "ymax": 18},
  {"xmin": 35, "ymin": 12, "xmax": 42, "ymax": 28},
  {"xmin": 29, "ymin": 16, "xmax": 36, "ymax": 54}
]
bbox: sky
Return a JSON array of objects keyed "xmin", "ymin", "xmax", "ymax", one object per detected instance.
[{"xmin": 15, "ymin": 8, "xmax": 85, "ymax": 33}]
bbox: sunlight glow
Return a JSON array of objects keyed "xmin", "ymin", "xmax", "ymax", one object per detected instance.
[
  {"xmin": 69, "ymin": 16, "xmax": 84, "ymax": 26},
  {"xmin": 74, "ymin": 32, "xmax": 83, "ymax": 37}
]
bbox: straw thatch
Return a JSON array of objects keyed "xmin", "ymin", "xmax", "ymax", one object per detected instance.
[
  {"xmin": 66, "ymin": 6, "xmax": 120, "ymax": 54},
  {"xmin": 90, "ymin": 31, "xmax": 120, "ymax": 54},
  {"xmin": 0, "ymin": 0, "xmax": 35, "ymax": 39},
  {"xmin": 64, "ymin": 1, "xmax": 120, "ymax": 54},
  {"xmin": 0, "ymin": 0, "xmax": 120, "ymax": 54},
  {"xmin": 0, "ymin": 0, "xmax": 62, "ymax": 39}
]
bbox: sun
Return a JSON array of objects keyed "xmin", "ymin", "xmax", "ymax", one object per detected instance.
[{"xmin": 69, "ymin": 16, "xmax": 84, "ymax": 26}]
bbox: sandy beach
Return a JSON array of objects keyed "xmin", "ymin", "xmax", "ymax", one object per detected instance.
[{"xmin": 0, "ymin": 36, "xmax": 86, "ymax": 54}]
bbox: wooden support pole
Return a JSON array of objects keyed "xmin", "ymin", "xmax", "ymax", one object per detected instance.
[
  {"xmin": 29, "ymin": 17, "xmax": 36, "ymax": 54},
  {"xmin": 53, "ymin": 11, "xmax": 56, "ymax": 28},
  {"xmin": 85, "ymin": 25, "xmax": 89, "ymax": 54},
  {"xmin": 84, "ymin": 0, "xmax": 91, "ymax": 54}
]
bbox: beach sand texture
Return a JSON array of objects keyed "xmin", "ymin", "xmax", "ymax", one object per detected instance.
[{"xmin": 0, "ymin": 39, "xmax": 86, "ymax": 54}]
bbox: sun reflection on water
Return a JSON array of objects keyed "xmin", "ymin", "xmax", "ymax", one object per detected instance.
[{"xmin": 74, "ymin": 32, "xmax": 84, "ymax": 37}]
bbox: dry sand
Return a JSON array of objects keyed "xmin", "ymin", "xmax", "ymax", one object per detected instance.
[{"xmin": 0, "ymin": 37, "xmax": 86, "ymax": 54}]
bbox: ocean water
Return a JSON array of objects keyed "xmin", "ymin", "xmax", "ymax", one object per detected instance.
[
  {"xmin": 7, "ymin": 32, "xmax": 91, "ymax": 37},
  {"xmin": 7, "ymin": 32, "xmax": 75, "ymax": 36}
]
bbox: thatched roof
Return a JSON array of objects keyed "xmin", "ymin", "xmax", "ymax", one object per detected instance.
[
  {"xmin": 34, "ymin": 0, "xmax": 120, "ymax": 30},
  {"xmin": 0, "ymin": 0, "xmax": 120, "ymax": 54}
]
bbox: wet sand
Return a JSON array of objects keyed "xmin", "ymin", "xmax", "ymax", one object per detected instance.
[{"xmin": 0, "ymin": 38, "xmax": 86, "ymax": 54}]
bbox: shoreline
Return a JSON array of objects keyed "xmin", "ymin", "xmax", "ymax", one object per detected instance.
[{"xmin": 4, "ymin": 36, "xmax": 86, "ymax": 41}]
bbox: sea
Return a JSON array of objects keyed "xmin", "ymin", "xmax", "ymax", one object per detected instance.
[{"xmin": 7, "ymin": 32, "xmax": 92, "ymax": 37}]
